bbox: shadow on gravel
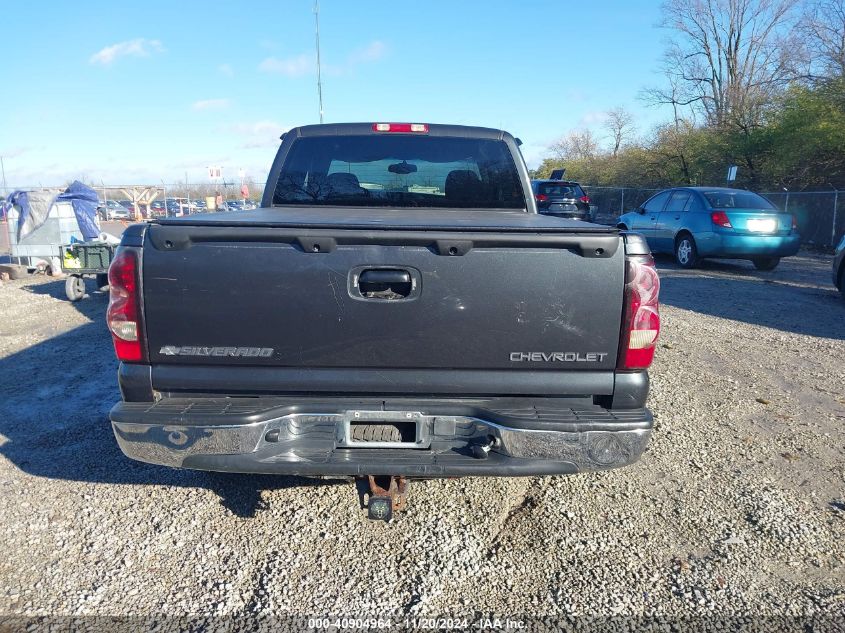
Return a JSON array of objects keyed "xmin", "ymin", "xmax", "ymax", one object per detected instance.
[
  {"xmin": 655, "ymin": 255, "xmax": 844, "ymax": 340},
  {"xmin": 0, "ymin": 280, "xmax": 335, "ymax": 519},
  {"xmin": 22, "ymin": 275, "xmax": 110, "ymax": 315}
]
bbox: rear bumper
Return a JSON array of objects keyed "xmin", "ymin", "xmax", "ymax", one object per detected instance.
[
  {"xmin": 109, "ymin": 398, "xmax": 652, "ymax": 477},
  {"xmin": 696, "ymin": 231, "xmax": 801, "ymax": 258},
  {"xmin": 539, "ymin": 210, "xmax": 591, "ymax": 221}
]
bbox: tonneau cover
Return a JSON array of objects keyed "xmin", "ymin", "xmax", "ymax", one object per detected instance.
[{"xmin": 154, "ymin": 207, "xmax": 617, "ymax": 234}]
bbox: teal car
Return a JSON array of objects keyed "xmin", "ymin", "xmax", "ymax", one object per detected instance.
[
  {"xmin": 617, "ymin": 187, "xmax": 800, "ymax": 270},
  {"xmin": 833, "ymin": 232, "xmax": 845, "ymax": 298}
]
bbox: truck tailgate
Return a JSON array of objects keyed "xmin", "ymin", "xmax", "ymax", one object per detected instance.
[{"xmin": 141, "ymin": 211, "xmax": 624, "ymax": 378}]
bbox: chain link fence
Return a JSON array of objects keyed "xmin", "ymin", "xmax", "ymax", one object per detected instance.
[
  {"xmin": 91, "ymin": 182, "xmax": 269, "ymax": 210},
  {"xmin": 583, "ymin": 186, "xmax": 845, "ymax": 249},
  {"xmin": 2, "ymin": 182, "xmax": 267, "ymax": 212},
  {"xmin": 4, "ymin": 182, "xmax": 843, "ymax": 249}
]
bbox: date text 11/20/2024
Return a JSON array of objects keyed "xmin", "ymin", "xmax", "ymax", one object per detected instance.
[{"xmin": 307, "ymin": 617, "xmax": 527, "ymax": 630}]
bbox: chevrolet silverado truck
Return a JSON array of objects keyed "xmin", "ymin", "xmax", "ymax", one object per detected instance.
[{"xmin": 107, "ymin": 122, "xmax": 660, "ymax": 517}]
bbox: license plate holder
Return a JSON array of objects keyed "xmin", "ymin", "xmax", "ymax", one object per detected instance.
[
  {"xmin": 338, "ymin": 411, "xmax": 432, "ymax": 449},
  {"xmin": 747, "ymin": 218, "xmax": 777, "ymax": 233}
]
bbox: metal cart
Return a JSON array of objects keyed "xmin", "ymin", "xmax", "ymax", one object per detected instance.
[{"xmin": 59, "ymin": 242, "xmax": 116, "ymax": 301}]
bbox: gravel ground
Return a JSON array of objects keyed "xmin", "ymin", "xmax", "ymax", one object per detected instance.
[{"xmin": 0, "ymin": 252, "xmax": 843, "ymax": 630}]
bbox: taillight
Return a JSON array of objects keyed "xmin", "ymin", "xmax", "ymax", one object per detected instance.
[
  {"xmin": 618, "ymin": 255, "xmax": 660, "ymax": 370},
  {"xmin": 535, "ymin": 193, "xmax": 548, "ymax": 203},
  {"xmin": 710, "ymin": 210, "xmax": 732, "ymax": 228},
  {"xmin": 579, "ymin": 195, "xmax": 591, "ymax": 204},
  {"xmin": 372, "ymin": 123, "xmax": 429, "ymax": 133},
  {"xmin": 107, "ymin": 248, "xmax": 146, "ymax": 362},
  {"xmin": 791, "ymin": 214, "xmax": 798, "ymax": 231}
]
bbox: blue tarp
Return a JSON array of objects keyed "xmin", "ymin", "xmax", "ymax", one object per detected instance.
[
  {"xmin": 11, "ymin": 181, "xmax": 100, "ymax": 241},
  {"xmin": 56, "ymin": 181, "xmax": 100, "ymax": 241}
]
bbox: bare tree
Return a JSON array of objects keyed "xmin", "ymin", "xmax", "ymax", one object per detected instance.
[
  {"xmin": 604, "ymin": 107, "xmax": 636, "ymax": 156},
  {"xmin": 647, "ymin": 0, "xmax": 800, "ymax": 128},
  {"xmin": 550, "ymin": 129, "xmax": 600, "ymax": 161},
  {"xmin": 799, "ymin": 0, "xmax": 845, "ymax": 81}
]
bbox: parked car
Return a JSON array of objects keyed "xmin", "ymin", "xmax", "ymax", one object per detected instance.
[
  {"xmin": 833, "ymin": 233, "xmax": 845, "ymax": 298},
  {"xmin": 149, "ymin": 201, "xmax": 167, "ymax": 217},
  {"xmin": 117, "ymin": 200, "xmax": 138, "ymax": 216},
  {"xmin": 106, "ymin": 121, "xmax": 661, "ymax": 519},
  {"xmin": 616, "ymin": 187, "xmax": 800, "ymax": 270},
  {"xmin": 531, "ymin": 179, "xmax": 592, "ymax": 221},
  {"xmin": 97, "ymin": 200, "xmax": 131, "ymax": 220},
  {"xmin": 166, "ymin": 198, "xmax": 192, "ymax": 215},
  {"xmin": 226, "ymin": 200, "xmax": 256, "ymax": 211},
  {"xmin": 110, "ymin": 207, "xmax": 131, "ymax": 220}
]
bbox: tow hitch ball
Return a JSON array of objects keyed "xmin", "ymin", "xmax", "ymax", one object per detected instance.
[
  {"xmin": 365, "ymin": 475, "xmax": 408, "ymax": 522},
  {"xmin": 471, "ymin": 435, "xmax": 499, "ymax": 460}
]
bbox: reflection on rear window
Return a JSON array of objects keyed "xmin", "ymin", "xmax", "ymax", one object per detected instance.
[
  {"xmin": 538, "ymin": 183, "xmax": 584, "ymax": 197},
  {"xmin": 272, "ymin": 135, "xmax": 526, "ymax": 209},
  {"xmin": 703, "ymin": 191, "xmax": 776, "ymax": 209}
]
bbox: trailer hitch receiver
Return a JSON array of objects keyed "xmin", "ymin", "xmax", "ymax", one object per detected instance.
[{"xmin": 366, "ymin": 475, "xmax": 408, "ymax": 522}]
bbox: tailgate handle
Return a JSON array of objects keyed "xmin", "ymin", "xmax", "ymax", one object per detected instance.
[{"xmin": 357, "ymin": 269, "xmax": 412, "ymax": 300}]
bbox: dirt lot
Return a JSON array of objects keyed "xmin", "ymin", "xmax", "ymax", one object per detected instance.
[{"xmin": 0, "ymin": 252, "xmax": 843, "ymax": 629}]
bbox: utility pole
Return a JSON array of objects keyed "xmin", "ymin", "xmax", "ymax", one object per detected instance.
[
  {"xmin": 314, "ymin": 0, "xmax": 324, "ymax": 123},
  {"xmin": 0, "ymin": 156, "xmax": 7, "ymax": 194}
]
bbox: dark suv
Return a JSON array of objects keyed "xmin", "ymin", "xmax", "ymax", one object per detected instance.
[{"xmin": 531, "ymin": 179, "xmax": 592, "ymax": 221}]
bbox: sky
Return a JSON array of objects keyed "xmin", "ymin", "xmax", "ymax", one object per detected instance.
[{"xmin": 0, "ymin": 0, "xmax": 671, "ymax": 189}]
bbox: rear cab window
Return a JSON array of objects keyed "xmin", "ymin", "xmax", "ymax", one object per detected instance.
[{"xmin": 272, "ymin": 135, "xmax": 527, "ymax": 209}]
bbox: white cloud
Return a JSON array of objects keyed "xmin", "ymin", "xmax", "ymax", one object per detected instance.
[
  {"xmin": 229, "ymin": 120, "xmax": 288, "ymax": 149},
  {"xmin": 192, "ymin": 99, "xmax": 230, "ymax": 111},
  {"xmin": 258, "ymin": 40, "xmax": 388, "ymax": 77},
  {"xmin": 348, "ymin": 40, "xmax": 386, "ymax": 64},
  {"xmin": 89, "ymin": 38, "xmax": 164, "ymax": 65},
  {"xmin": 0, "ymin": 146, "xmax": 32, "ymax": 159},
  {"xmin": 218, "ymin": 63, "xmax": 234, "ymax": 77},
  {"xmin": 519, "ymin": 144, "xmax": 549, "ymax": 170},
  {"xmin": 231, "ymin": 121, "xmax": 285, "ymax": 136},
  {"xmin": 241, "ymin": 138, "xmax": 283, "ymax": 149},
  {"xmin": 577, "ymin": 111, "xmax": 608, "ymax": 127},
  {"xmin": 258, "ymin": 54, "xmax": 312, "ymax": 77}
]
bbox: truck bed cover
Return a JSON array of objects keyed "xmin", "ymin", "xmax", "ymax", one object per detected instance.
[{"xmin": 154, "ymin": 207, "xmax": 617, "ymax": 233}]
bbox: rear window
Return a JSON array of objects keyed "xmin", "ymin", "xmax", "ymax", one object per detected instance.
[
  {"xmin": 537, "ymin": 183, "xmax": 584, "ymax": 198},
  {"xmin": 272, "ymin": 135, "xmax": 526, "ymax": 209},
  {"xmin": 702, "ymin": 191, "xmax": 776, "ymax": 210}
]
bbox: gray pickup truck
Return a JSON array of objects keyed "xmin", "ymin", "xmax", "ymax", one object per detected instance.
[{"xmin": 106, "ymin": 122, "xmax": 660, "ymax": 517}]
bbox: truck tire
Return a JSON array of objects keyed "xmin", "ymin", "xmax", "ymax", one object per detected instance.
[
  {"xmin": 65, "ymin": 275, "xmax": 85, "ymax": 301},
  {"xmin": 96, "ymin": 273, "xmax": 109, "ymax": 291},
  {"xmin": 752, "ymin": 257, "xmax": 780, "ymax": 271},
  {"xmin": 351, "ymin": 424, "xmax": 403, "ymax": 443},
  {"xmin": 675, "ymin": 234, "xmax": 699, "ymax": 268}
]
